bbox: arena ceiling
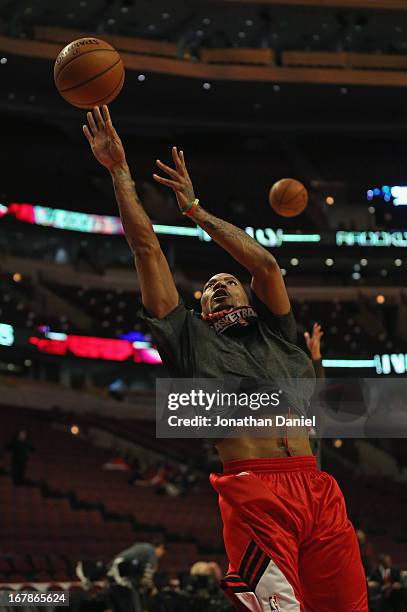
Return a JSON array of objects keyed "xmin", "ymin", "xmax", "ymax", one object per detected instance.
[
  {"xmin": 0, "ymin": 0, "xmax": 406, "ymax": 137},
  {"xmin": 1, "ymin": 0, "xmax": 406, "ymax": 53}
]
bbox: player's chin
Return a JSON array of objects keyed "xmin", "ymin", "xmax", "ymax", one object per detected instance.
[{"xmin": 210, "ymin": 299, "xmax": 233, "ymax": 313}]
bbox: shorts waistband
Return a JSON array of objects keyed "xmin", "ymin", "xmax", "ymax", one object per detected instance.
[{"xmin": 222, "ymin": 455, "xmax": 317, "ymax": 475}]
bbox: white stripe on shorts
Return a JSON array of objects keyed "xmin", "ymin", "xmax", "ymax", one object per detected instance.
[{"xmin": 254, "ymin": 559, "xmax": 301, "ymax": 611}]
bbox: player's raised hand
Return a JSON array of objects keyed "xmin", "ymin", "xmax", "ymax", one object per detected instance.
[
  {"xmin": 153, "ymin": 147, "xmax": 195, "ymax": 212},
  {"xmin": 304, "ymin": 323, "xmax": 324, "ymax": 360},
  {"xmin": 83, "ymin": 105, "xmax": 126, "ymax": 171}
]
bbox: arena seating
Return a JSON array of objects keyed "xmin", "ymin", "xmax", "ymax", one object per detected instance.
[
  {"xmin": 0, "ymin": 273, "xmax": 72, "ymax": 332},
  {"xmin": 0, "ymin": 406, "xmax": 226, "ymax": 583},
  {"xmin": 44, "ymin": 282, "xmax": 142, "ymax": 337},
  {"xmin": 4, "ymin": 274, "xmax": 398, "ymax": 357},
  {"xmin": 0, "ymin": 468, "xmax": 225, "ymax": 580},
  {"xmin": 0, "ymin": 275, "xmax": 38, "ymax": 329},
  {"xmin": 12, "ymin": 0, "xmax": 407, "ymax": 57},
  {"xmin": 2, "ymin": 405, "xmax": 407, "ymax": 584},
  {"xmin": 322, "ymin": 449, "xmax": 407, "ymax": 566}
]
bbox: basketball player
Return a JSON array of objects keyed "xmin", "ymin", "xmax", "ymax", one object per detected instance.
[{"xmin": 83, "ymin": 106, "xmax": 368, "ymax": 612}]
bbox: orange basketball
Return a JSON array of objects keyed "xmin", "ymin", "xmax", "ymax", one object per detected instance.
[
  {"xmin": 269, "ymin": 178, "xmax": 308, "ymax": 217},
  {"xmin": 54, "ymin": 38, "xmax": 125, "ymax": 109}
]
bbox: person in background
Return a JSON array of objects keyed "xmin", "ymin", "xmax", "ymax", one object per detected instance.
[
  {"xmin": 304, "ymin": 322, "xmax": 324, "ymax": 378},
  {"xmin": 6, "ymin": 429, "xmax": 34, "ymax": 485},
  {"xmin": 103, "ymin": 454, "xmax": 132, "ymax": 471},
  {"xmin": 369, "ymin": 554, "xmax": 403, "ymax": 612},
  {"xmin": 174, "ymin": 463, "xmax": 197, "ymax": 495},
  {"xmin": 128, "ymin": 456, "xmax": 144, "ymax": 486},
  {"xmin": 108, "ymin": 538, "xmax": 166, "ymax": 611},
  {"xmin": 304, "ymin": 323, "xmax": 324, "ymax": 468},
  {"xmin": 190, "ymin": 561, "xmax": 223, "ymax": 583},
  {"xmin": 356, "ymin": 529, "xmax": 374, "ymax": 577}
]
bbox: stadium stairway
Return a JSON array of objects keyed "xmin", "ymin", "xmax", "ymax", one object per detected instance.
[
  {"xmin": 0, "ymin": 407, "xmax": 227, "ymax": 583},
  {"xmin": 0, "ymin": 473, "xmax": 226, "ymax": 582}
]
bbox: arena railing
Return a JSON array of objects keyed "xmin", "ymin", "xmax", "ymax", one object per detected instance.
[{"xmin": 0, "ymin": 29, "xmax": 407, "ymax": 88}]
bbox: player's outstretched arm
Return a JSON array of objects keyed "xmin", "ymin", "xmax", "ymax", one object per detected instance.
[
  {"xmin": 305, "ymin": 323, "xmax": 325, "ymax": 379},
  {"xmin": 304, "ymin": 323, "xmax": 324, "ymax": 361},
  {"xmin": 153, "ymin": 148, "xmax": 290, "ymax": 315},
  {"xmin": 83, "ymin": 106, "xmax": 178, "ymax": 319}
]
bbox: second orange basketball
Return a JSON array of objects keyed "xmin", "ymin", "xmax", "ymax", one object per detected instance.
[
  {"xmin": 269, "ymin": 178, "xmax": 308, "ymax": 217},
  {"xmin": 54, "ymin": 38, "xmax": 125, "ymax": 109}
]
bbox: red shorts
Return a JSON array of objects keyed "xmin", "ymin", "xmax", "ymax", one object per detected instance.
[{"xmin": 210, "ymin": 456, "xmax": 368, "ymax": 612}]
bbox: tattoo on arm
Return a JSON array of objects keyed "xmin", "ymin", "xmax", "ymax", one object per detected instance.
[
  {"xmin": 110, "ymin": 164, "xmax": 179, "ymax": 318},
  {"xmin": 111, "ymin": 164, "xmax": 159, "ymax": 254},
  {"xmin": 198, "ymin": 211, "xmax": 269, "ymax": 270}
]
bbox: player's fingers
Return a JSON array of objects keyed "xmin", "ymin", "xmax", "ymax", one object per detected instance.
[
  {"xmin": 180, "ymin": 150, "xmax": 190, "ymax": 176},
  {"xmin": 102, "ymin": 105, "xmax": 113, "ymax": 130},
  {"xmin": 156, "ymin": 159, "xmax": 180, "ymax": 180},
  {"xmin": 153, "ymin": 174, "xmax": 183, "ymax": 190},
  {"xmin": 87, "ymin": 112, "xmax": 98, "ymax": 135},
  {"xmin": 304, "ymin": 332, "xmax": 310, "ymax": 340},
  {"xmin": 93, "ymin": 106, "xmax": 105, "ymax": 130},
  {"xmin": 83, "ymin": 125, "xmax": 94, "ymax": 144},
  {"xmin": 172, "ymin": 146, "xmax": 184, "ymax": 174},
  {"xmin": 180, "ymin": 150, "xmax": 187, "ymax": 168},
  {"xmin": 102, "ymin": 105, "xmax": 110, "ymax": 122}
]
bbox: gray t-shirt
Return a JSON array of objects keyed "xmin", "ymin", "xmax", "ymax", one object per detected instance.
[
  {"xmin": 138, "ymin": 290, "xmax": 315, "ymax": 416},
  {"xmin": 115, "ymin": 543, "xmax": 157, "ymax": 567},
  {"xmin": 109, "ymin": 543, "xmax": 157, "ymax": 588}
]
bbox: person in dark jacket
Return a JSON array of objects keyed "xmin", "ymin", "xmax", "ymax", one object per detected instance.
[
  {"xmin": 6, "ymin": 430, "xmax": 34, "ymax": 485},
  {"xmin": 369, "ymin": 554, "xmax": 403, "ymax": 612}
]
